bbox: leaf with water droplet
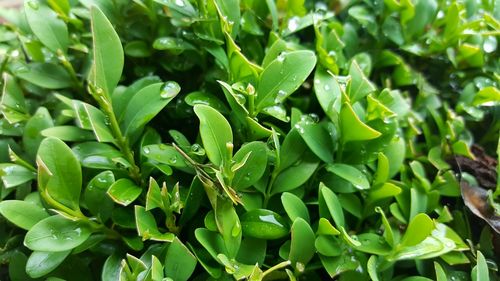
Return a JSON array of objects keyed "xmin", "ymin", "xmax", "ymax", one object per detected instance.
[
  {"xmin": 24, "ymin": 215, "xmax": 92, "ymax": 251},
  {"xmin": 232, "ymin": 141, "xmax": 268, "ymax": 190},
  {"xmin": 89, "ymin": 6, "xmax": 123, "ymax": 98},
  {"xmin": 256, "ymin": 50, "xmax": 317, "ymax": 110},
  {"xmin": 121, "ymin": 83, "xmax": 179, "ymax": 138},
  {"xmin": 241, "ymin": 209, "xmax": 289, "ymax": 240},
  {"xmin": 326, "ymin": 164, "xmax": 370, "ymax": 190}
]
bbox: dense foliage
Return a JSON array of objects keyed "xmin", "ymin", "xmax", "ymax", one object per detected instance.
[{"xmin": 0, "ymin": 0, "xmax": 499, "ymax": 280}]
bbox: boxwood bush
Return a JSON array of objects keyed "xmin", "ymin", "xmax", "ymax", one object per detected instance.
[{"xmin": 0, "ymin": 0, "xmax": 499, "ymax": 280}]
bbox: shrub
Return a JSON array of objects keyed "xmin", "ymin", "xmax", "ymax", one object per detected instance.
[{"xmin": 0, "ymin": 0, "xmax": 499, "ymax": 280}]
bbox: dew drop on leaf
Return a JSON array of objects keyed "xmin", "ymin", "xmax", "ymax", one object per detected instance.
[
  {"xmin": 287, "ymin": 17, "xmax": 300, "ymax": 32},
  {"xmin": 160, "ymin": 81, "xmax": 181, "ymax": 99},
  {"xmin": 27, "ymin": 0, "xmax": 39, "ymax": 10}
]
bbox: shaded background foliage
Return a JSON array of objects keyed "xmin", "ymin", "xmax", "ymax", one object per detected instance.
[{"xmin": 0, "ymin": 0, "xmax": 499, "ymax": 280}]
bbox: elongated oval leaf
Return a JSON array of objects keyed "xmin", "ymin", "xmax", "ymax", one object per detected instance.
[
  {"xmin": 16, "ymin": 63, "xmax": 72, "ymax": 89},
  {"xmin": 281, "ymin": 192, "xmax": 310, "ymax": 223},
  {"xmin": 289, "ymin": 218, "xmax": 315, "ymax": 267},
  {"xmin": 165, "ymin": 238, "xmax": 197, "ymax": 281},
  {"xmin": 24, "ymin": 215, "xmax": 91, "ymax": 251},
  {"xmin": 24, "ymin": 0, "xmax": 68, "ymax": 53},
  {"xmin": 340, "ymin": 102, "xmax": 381, "ymax": 143},
  {"xmin": 326, "ymin": 164, "xmax": 370, "ymax": 190},
  {"xmin": 0, "ymin": 200, "xmax": 49, "ymax": 230},
  {"xmin": 90, "ymin": 6, "xmax": 123, "ymax": 97},
  {"xmin": 121, "ymin": 82, "xmax": 180, "ymax": 138},
  {"xmin": 26, "ymin": 250, "xmax": 70, "ymax": 278},
  {"xmin": 37, "ymin": 137, "xmax": 82, "ymax": 211},
  {"xmin": 256, "ymin": 50, "xmax": 317, "ymax": 110},
  {"xmin": 232, "ymin": 141, "xmax": 268, "ymax": 190},
  {"xmin": 194, "ymin": 104, "xmax": 233, "ymax": 166},
  {"xmin": 107, "ymin": 178, "xmax": 142, "ymax": 206}
]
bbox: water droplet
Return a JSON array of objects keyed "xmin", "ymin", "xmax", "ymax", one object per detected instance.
[
  {"xmin": 175, "ymin": 0, "xmax": 185, "ymax": 6},
  {"xmin": 277, "ymin": 52, "xmax": 286, "ymax": 62},
  {"xmin": 294, "ymin": 123, "xmax": 305, "ymax": 134},
  {"xmin": 160, "ymin": 81, "xmax": 181, "ymax": 99},
  {"xmin": 287, "ymin": 17, "xmax": 300, "ymax": 32},
  {"xmin": 143, "ymin": 147, "xmax": 150, "ymax": 154},
  {"xmin": 244, "ymin": 173, "xmax": 251, "ymax": 181},
  {"xmin": 191, "ymin": 144, "xmax": 201, "ymax": 152},
  {"xmin": 234, "ymin": 93, "xmax": 246, "ymax": 105},
  {"xmin": 324, "ymin": 84, "xmax": 331, "ymax": 91},
  {"xmin": 169, "ymin": 156, "xmax": 177, "ymax": 164},
  {"xmin": 275, "ymin": 90, "xmax": 287, "ymax": 103},
  {"xmin": 10, "ymin": 50, "xmax": 19, "ymax": 58},
  {"xmin": 159, "ymin": 144, "xmax": 168, "ymax": 150},
  {"xmin": 483, "ymin": 36, "xmax": 497, "ymax": 53},
  {"xmin": 308, "ymin": 113, "xmax": 319, "ymax": 123},
  {"xmin": 295, "ymin": 262, "xmax": 305, "ymax": 272},
  {"xmin": 27, "ymin": 0, "xmax": 39, "ymax": 10}
]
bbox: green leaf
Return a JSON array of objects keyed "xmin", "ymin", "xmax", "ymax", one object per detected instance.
[
  {"xmin": 256, "ymin": 50, "xmax": 317, "ymax": 110},
  {"xmin": 72, "ymin": 100, "xmax": 114, "ymax": 143},
  {"xmin": 314, "ymin": 67, "xmax": 342, "ymax": 122},
  {"xmin": 272, "ymin": 150, "xmax": 319, "ymax": 194},
  {"xmin": 0, "ymin": 163, "xmax": 36, "ymax": 188},
  {"xmin": 340, "ymin": 102, "xmax": 381, "ymax": 143},
  {"xmin": 16, "ymin": 63, "xmax": 72, "ymax": 89},
  {"xmin": 289, "ymin": 217, "xmax": 315, "ymax": 268},
  {"xmin": 348, "ymin": 61, "xmax": 376, "ymax": 103},
  {"xmin": 232, "ymin": 141, "xmax": 268, "ymax": 190},
  {"xmin": 26, "ymin": 250, "xmax": 70, "ymax": 278},
  {"xmin": 121, "ymin": 82, "xmax": 180, "ymax": 138},
  {"xmin": 84, "ymin": 171, "xmax": 115, "ymax": 222},
  {"xmin": 0, "ymin": 200, "xmax": 49, "ymax": 230},
  {"xmin": 295, "ymin": 120, "xmax": 334, "ymax": 163},
  {"xmin": 194, "ymin": 104, "xmax": 233, "ymax": 166},
  {"xmin": 90, "ymin": 6, "xmax": 124, "ymax": 97},
  {"xmin": 24, "ymin": 0, "xmax": 68, "ymax": 53},
  {"xmin": 1, "ymin": 74, "xmax": 29, "ymax": 123},
  {"xmin": 142, "ymin": 145, "xmax": 190, "ymax": 174},
  {"xmin": 319, "ymin": 183, "xmax": 345, "ymax": 229},
  {"xmin": 165, "ymin": 238, "xmax": 197, "ymax": 281},
  {"xmin": 473, "ymin": 86, "xmax": 500, "ymax": 106},
  {"xmin": 24, "ymin": 215, "xmax": 92, "ymax": 251},
  {"xmin": 107, "ymin": 178, "xmax": 142, "ymax": 206},
  {"xmin": 281, "ymin": 192, "xmax": 310, "ymax": 223},
  {"xmin": 326, "ymin": 164, "xmax": 370, "ymax": 190},
  {"xmin": 41, "ymin": 126, "xmax": 96, "ymax": 142},
  {"xmin": 241, "ymin": 209, "xmax": 289, "ymax": 240},
  {"xmin": 113, "ymin": 76, "xmax": 162, "ymax": 120},
  {"xmin": 315, "ymin": 235, "xmax": 342, "ymax": 256},
  {"xmin": 400, "ymin": 213, "xmax": 434, "ymax": 248},
  {"xmin": 185, "ymin": 91, "xmax": 230, "ymax": 113},
  {"xmin": 72, "ymin": 142, "xmax": 129, "ymax": 170},
  {"xmin": 474, "ymin": 251, "xmax": 489, "ymax": 281},
  {"xmin": 215, "ymin": 198, "xmax": 241, "ymax": 258},
  {"xmin": 37, "ymin": 137, "xmax": 82, "ymax": 211},
  {"xmin": 23, "ymin": 107, "xmax": 54, "ymax": 160},
  {"xmin": 434, "ymin": 262, "xmax": 447, "ymax": 281},
  {"xmin": 134, "ymin": 205, "xmax": 174, "ymax": 242}
]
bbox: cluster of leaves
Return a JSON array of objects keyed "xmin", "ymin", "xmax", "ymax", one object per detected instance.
[{"xmin": 0, "ymin": 0, "xmax": 499, "ymax": 280}]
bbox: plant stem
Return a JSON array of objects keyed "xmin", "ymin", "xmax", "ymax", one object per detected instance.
[
  {"xmin": 262, "ymin": 260, "xmax": 291, "ymax": 278},
  {"xmin": 89, "ymin": 86, "xmax": 142, "ymax": 185}
]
